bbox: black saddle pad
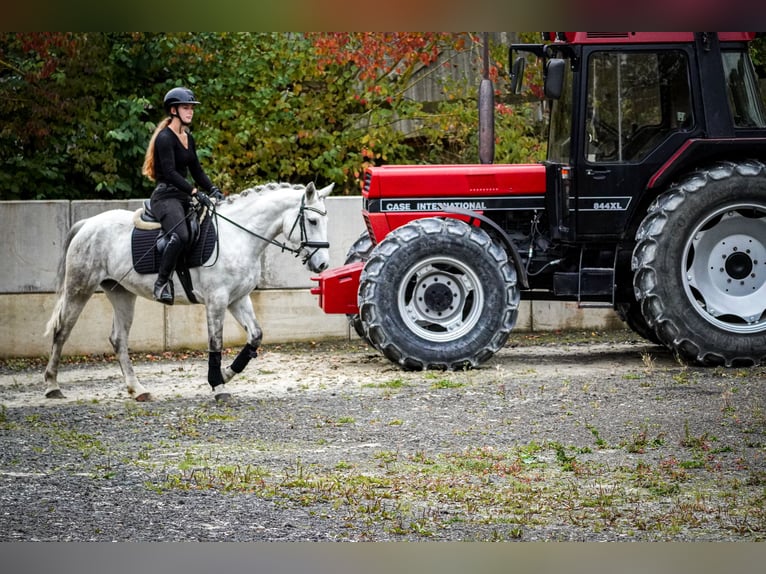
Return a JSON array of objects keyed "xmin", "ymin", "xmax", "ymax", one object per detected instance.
[{"xmin": 131, "ymin": 215, "xmax": 217, "ymax": 274}]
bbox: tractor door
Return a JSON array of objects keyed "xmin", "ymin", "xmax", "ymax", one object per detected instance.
[{"xmin": 574, "ymin": 46, "xmax": 696, "ymax": 239}]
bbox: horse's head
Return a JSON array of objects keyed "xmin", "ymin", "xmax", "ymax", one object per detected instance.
[{"xmin": 284, "ymin": 181, "xmax": 334, "ymax": 273}]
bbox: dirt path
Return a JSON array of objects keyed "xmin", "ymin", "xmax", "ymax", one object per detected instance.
[{"xmin": 0, "ymin": 334, "xmax": 665, "ymax": 407}]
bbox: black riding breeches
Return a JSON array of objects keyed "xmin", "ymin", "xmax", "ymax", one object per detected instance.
[{"xmin": 149, "ymin": 189, "xmax": 192, "ymax": 247}]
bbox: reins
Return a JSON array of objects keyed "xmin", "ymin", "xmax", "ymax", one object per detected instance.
[{"xmin": 207, "ymin": 194, "xmax": 329, "ymax": 264}]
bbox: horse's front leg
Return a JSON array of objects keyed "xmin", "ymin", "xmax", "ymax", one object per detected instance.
[
  {"xmin": 222, "ymin": 295, "xmax": 263, "ymax": 384},
  {"xmin": 205, "ymin": 299, "xmax": 233, "ymax": 402}
]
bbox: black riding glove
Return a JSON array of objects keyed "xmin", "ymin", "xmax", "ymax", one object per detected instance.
[
  {"xmin": 196, "ymin": 191, "xmax": 214, "ymax": 209},
  {"xmin": 209, "ymin": 186, "xmax": 224, "ymax": 201}
]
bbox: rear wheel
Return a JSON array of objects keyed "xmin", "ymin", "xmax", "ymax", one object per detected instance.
[
  {"xmin": 358, "ymin": 218, "xmax": 520, "ymax": 370},
  {"xmin": 615, "ymin": 300, "xmax": 662, "ymax": 345},
  {"xmin": 632, "ymin": 160, "xmax": 766, "ymax": 366}
]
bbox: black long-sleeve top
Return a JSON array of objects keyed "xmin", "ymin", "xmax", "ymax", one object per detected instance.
[{"xmin": 153, "ymin": 127, "xmax": 214, "ymax": 195}]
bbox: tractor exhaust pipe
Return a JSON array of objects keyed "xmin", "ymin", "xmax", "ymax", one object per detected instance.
[{"xmin": 478, "ymin": 32, "xmax": 494, "ymax": 164}]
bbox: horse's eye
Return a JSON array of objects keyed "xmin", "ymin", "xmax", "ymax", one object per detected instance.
[{"xmin": 307, "ymin": 218, "xmax": 318, "ymax": 227}]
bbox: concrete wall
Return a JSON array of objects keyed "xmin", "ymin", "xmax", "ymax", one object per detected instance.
[{"xmin": 0, "ymin": 198, "xmax": 621, "ymax": 358}]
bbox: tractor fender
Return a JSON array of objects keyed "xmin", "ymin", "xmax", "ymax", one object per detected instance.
[{"xmin": 440, "ymin": 205, "xmax": 529, "ymax": 289}]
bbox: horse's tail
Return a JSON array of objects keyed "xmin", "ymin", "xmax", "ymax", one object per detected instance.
[{"xmin": 44, "ymin": 219, "xmax": 88, "ymax": 337}]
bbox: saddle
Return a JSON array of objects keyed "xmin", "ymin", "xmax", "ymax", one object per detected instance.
[{"xmin": 131, "ymin": 199, "xmax": 218, "ymax": 303}]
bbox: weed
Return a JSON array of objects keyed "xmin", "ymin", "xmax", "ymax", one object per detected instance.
[
  {"xmin": 363, "ymin": 379, "xmax": 408, "ymax": 390},
  {"xmin": 429, "ymin": 379, "xmax": 464, "ymax": 390},
  {"xmin": 631, "ymin": 460, "xmax": 682, "ymax": 496},
  {"xmin": 622, "ymin": 423, "xmax": 664, "ymax": 454},
  {"xmin": 374, "ymin": 450, "xmax": 399, "ymax": 466},
  {"xmin": 515, "ymin": 442, "xmax": 543, "ymax": 466},
  {"xmin": 586, "ymin": 423, "xmax": 608, "ymax": 448},
  {"xmin": 0, "ymin": 404, "xmax": 15, "ymax": 430},
  {"xmin": 410, "ymin": 450, "xmax": 435, "ymax": 465},
  {"xmin": 680, "ymin": 420, "xmax": 711, "ymax": 451},
  {"xmin": 641, "ymin": 352, "xmax": 656, "ymax": 373},
  {"xmin": 549, "ymin": 441, "xmax": 579, "ymax": 472},
  {"xmin": 672, "ymin": 370, "xmax": 697, "ymax": 385}
]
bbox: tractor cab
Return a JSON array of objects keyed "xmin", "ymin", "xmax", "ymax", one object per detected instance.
[{"xmin": 513, "ymin": 32, "xmax": 766, "ymax": 242}]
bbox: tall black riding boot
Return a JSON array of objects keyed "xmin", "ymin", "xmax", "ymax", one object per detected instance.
[{"xmin": 153, "ymin": 232, "xmax": 183, "ymax": 305}]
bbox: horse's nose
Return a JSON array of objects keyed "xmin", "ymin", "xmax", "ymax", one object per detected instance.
[{"xmin": 315, "ymin": 261, "xmax": 328, "ymax": 273}]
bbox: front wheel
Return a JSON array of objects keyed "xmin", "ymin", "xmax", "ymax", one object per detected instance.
[
  {"xmin": 358, "ymin": 218, "xmax": 520, "ymax": 370},
  {"xmin": 632, "ymin": 160, "xmax": 766, "ymax": 366},
  {"xmin": 344, "ymin": 230, "xmax": 375, "ymax": 343}
]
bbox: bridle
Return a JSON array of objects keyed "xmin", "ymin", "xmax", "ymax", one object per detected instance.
[
  {"xmin": 286, "ymin": 195, "xmax": 330, "ymax": 263},
  {"xmin": 210, "ymin": 194, "xmax": 329, "ymax": 264}
]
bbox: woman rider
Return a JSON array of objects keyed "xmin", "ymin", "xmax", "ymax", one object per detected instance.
[{"xmin": 141, "ymin": 87, "xmax": 224, "ymax": 305}]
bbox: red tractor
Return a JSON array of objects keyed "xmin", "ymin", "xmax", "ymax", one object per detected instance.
[{"xmin": 312, "ymin": 32, "xmax": 766, "ymax": 370}]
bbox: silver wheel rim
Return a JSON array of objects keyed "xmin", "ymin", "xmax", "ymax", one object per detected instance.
[
  {"xmin": 684, "ymin": 203, "xmax": 766, "ymax": 333},
  {"xmin": 397, "ymin": 255, "xmax": 484, "ymax": 342}
]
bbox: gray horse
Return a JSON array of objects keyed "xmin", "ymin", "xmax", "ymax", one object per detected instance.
[{"xmin": 43, "ymin": 182, "xmax": 333, "ymax": 402}]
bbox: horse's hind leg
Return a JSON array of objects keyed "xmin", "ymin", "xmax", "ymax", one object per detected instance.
[
  {"xmin": 222, "ymin": 295, "xmax": 263, "ymax": 383},
  {"xmin": 103, "ymin": 282, "xmax": 151, "ymax": 401},
  {"xmin": 43, "ymin": 290, "xmax": 94, "ymax": 399}
]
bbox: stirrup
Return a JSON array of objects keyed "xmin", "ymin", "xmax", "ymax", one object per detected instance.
[{"xmin": 153, "ymin": 280, "xmax": 174, "ymax": 305}]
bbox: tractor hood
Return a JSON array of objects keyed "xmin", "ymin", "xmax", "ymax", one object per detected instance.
[{"xmin": 363, "ymin": 164, "xmax": 547, "ymax": 204}]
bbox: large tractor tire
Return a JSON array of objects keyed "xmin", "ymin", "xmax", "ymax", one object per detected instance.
[
  {"xmin": 615, "ymin": 300, "xmax": 663, "ymax": 345},
  {"xmin": 358, "ymin": 217, "xmax": 520, "ymax": 370},
  {"xmin": 344, "ymin": 230, "xmax": 375, "ymax": 343},
  {"xmin": 632, "ymin": 160, "xmax": 766, "ymax": 366}
]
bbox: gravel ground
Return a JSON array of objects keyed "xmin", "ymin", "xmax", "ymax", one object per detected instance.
[{"xmin": 1, "ymin": 330, "xmax": 765, "ymax": 542}]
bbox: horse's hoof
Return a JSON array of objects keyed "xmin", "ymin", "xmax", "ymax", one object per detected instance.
[
  {"xmin": 212, "ymin": 384, "xmax": 232, "ymax": 403},
  {"xmin": 135, "ymin": 392, "xmax": 153, "ymax": 402},
  {"xmin": 45, "ymin": 389, "xmax": 65, "ymax": 399}
]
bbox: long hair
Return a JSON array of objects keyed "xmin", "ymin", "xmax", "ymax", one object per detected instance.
[{"xmin": 141, "ymin": 117, "xmax": 171, "ymax": 181}]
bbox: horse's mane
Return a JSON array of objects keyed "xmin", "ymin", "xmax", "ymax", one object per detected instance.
[{"xmin": 223, "ymin": 182, "xmax": 308, "ymax": 204}]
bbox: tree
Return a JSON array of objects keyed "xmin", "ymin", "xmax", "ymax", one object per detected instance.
[
  {"xmin": 0, "ymin": 33, "xmax": 114, "ymax": 199},
  {"xmin": 1, "ymin": 32, "xmax": 548, "ymax": 200}
]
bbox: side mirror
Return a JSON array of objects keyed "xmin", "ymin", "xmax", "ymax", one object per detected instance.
[
  {"xmin": 510, "ymin": 56, "xmax": 526, "ymax": 94},
  {"xmin": 544, "ymin": 58, "xmax": 566, "ymax": 100}
]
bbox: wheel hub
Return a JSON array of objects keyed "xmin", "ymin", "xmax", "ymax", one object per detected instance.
[
  {"xmin": 422, "ymin": 281, "xmax": 454, "ymax": 314},
  {"xmin": 724, "ymin": 250, "xmax": 753, "ymax": 280},
  {"xmin": 704, "ymin": 233, "xmax": 764, "ymax": 297},
  {"xmin": 399, "ymin": 258, "xmax": 484, "ymax": 341},
  {"xmin": 686, "ymin": 207, "xmax": 766, "ymax": 329}
]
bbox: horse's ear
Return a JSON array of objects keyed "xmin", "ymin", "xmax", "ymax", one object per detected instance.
[
  {"xmin": 318, "ymin": 182, "xmax": 334, "ymax": 199},
  {"xmin": 304, "ymin": 181, "xmax": 317, "ymax": 201}
]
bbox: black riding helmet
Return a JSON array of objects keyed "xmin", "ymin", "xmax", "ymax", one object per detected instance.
[{"xmin": 163, "ymin": 87, "xmax": 200, "ymax": 114}]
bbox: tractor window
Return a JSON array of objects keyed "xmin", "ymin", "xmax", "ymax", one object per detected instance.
[
  {"xmin": 722, "ymin": 50, "xmax": 766, "ymax": 128},
  {"xmin": 547, "ymin": 58, "xmax": 573, "ymax": 163},
  {"xmin": 585, "ymin": 50, "xmax": 692, "ymax": 163}
]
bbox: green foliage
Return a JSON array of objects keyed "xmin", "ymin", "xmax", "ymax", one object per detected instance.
[
  {"xmin": 1, "ymin": 33, "xmax": 547, "ymax": 200},
  {"xmin": 750, "ymin": 35, "xmax": 766, "ymax": 75}
]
